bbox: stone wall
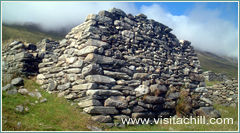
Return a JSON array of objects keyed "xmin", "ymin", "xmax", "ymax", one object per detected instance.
[
  {"xmin": 35, "ymin": 8, "xmax": 215, "ymax": 123},
  {"xmin": 203, "ymin": 71, "xmax": 228, "ymax": 81},
  {"xmin": 2, "ymin": 41, "xmax": 40, "ymax": 77},
  {"xmin": 203, "ymin": 78, "xmax": 238, "ymax": 107}
]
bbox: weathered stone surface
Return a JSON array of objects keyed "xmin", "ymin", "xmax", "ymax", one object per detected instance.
[
  {"xmin": 143, "ymin": 96, "xmax": 164, "ymax": 104},
  {"xmin": 104, "ymin": 96, "xmax": 128, "ymax": 109},
  {"xmin": 78, "ymin": 99, "xmax": 102, "ymax": 108},
  {"xmin": 47, "ymin": 80, "xmax": 58, "ymax": 91},
  {"xmin": 77, "ymin": 46, "xmax": 98, "ymax": 56},
  {"xmin": 104, "ymin": 70, "xmax": 131, "ymax": 80},
  {"xmin": 7, "ymin": 88, "xmax": 18, "ymax": 95},
  {"xmin": 83, "ymin": 106, "xmax": 119, "ymax": 115},
  {"xmin": 80, "ymin": 39, "xmax": 109, "ymax": 49},
  {"xmin": 91, "ymin": 115, "xmax": 112, "ymax": 123},
  {"xmin": 133, "ymin": 73, "xmax": 148, "ymax": 80},
  {"xmin": 72, "ymin": 83, "xmax": 97, "ymax": 90},
  {"xmin": 15, "ymin": 105, "xmax": 24, "ymax": 113},
  {"xmin": 135, "ymin": 85, "xmax": 150, "ymax": 96},
  {"xmin": 85, "ymin": 75, "xmax": 116, "ymax": 84},
  {"xmin": 86, "ymin": 90, "xmax": 122, "ymax": 96},
  {"xmin": 84, "ymin": 53, "xmax": 115, "ymax": 65},
  {"xmin": 113, "ymin": 115, "xmax": 130, "ymax": 120},
  {"xmin": 195, "ymin": 87, "xmax": 208, "ymax": 93},
  {"xmin": 66, "ymin": 57, "xmax": 77, "ymax": 64},
  {"xmin": 18, "ymin": 88, "xmax": 29, "ymax": 95},
  {"xmin": 57, "ymin": 83, "xmax": 71, "ymax": 91},
  {"xmin": 132, "ymin": 112, "xmax": 155, "ymax": 118},
  {"xmin": 194, "ymin": 107, "xmax": 221, "ymax": 118},
  {"xmin": 132, "ymin": 105, "xmax": 145, "ymax": 113},
  {"xmin": 69, "ymin": 60, "xmax": 84, "ymax": 68},
  {"xmin": 2, "ymin": 84, "xmax": 13, "ymax": 91},
  {"xmin": 166, "ymin": 92, "xmax": 180, "ymax": 100},
  {"xmin": 82, "ymin": 64, "xmax": 103, "ymax": 76},
  {"xmin": 200, "ymin": 97, "xmax": 213, "ymax": 105},
  {"xmin": 11, "ymin": 77, "xmax": 24, "ymax": 86},
  {"xmin": 28, "ymin": 91, "xmax": 42, "ymax": 99},
  {"xmin": 65, "ymin": 68, "xmax": 81, "ymax": 73},
  {"xmin": 150, "ymin": 84, "xmax": 168, "ymax": 95},
  {"xmin": 40, "ymin": 98, "xmax": 48, "ymax": 103}
]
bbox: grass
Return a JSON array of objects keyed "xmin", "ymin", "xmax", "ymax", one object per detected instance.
[
  {"xmin": 2, "ymin": 79, "xmax": 97, "ymax": 131},
  {"xmin": 109, "ymin": 104, "xmax": 238, "ymax": 131},
  {"xmin": 2, "ymin": 24, "xmax": 63, "ymax": 46},
  {"xmin": 205, "ymin": 80, "xmax": 222, "ymax": 86}
]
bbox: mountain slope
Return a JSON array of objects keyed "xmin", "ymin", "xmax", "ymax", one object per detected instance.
[
  {"xmin": 196, "ymin": 50, "xmax": 238, "ymax": 78},
  {"xmin": 2, "ymin": 24, "xmax": 64, "ymax": 46}
]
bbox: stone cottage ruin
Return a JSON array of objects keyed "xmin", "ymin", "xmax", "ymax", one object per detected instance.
[{"xmin": 3, "ymin": 8, "xmax": 220, "ymax": 124}]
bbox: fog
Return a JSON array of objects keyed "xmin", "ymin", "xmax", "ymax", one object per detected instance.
[{"xmin": 2, "ymin": 2, "xmax": 238, "ymax": 57}]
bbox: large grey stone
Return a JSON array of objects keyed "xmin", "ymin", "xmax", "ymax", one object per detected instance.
[
  {"xmin": 69, "ymin": 60, "xmax": 84, "ymax": 68},
  {"xmin": 195, "ymin": 87, "xmax": 208, "ymax": 93},
  {"xmin": 131, "ymin": 112, "xmax": 155, "ymax": 119},
  {"xmin": 150, "ymin": 84, "xmax": 168, "ymax": 94},
  {"xmin": 18, "ymin": 88, "xmax": 29, "ymax": 95},
  {"xmin": 104, "ymin": 96, "xmax": 128, "ymax": 109},
  {"xmin": 143, "ymin": 96, "xmax": 164, "ymax": 104},
  {"xmin": 15, "ymin": 105, "xmax": 24, "ymax": 113},
  {"xmin": 11, "ymin": 77, "xmax": 24, "ymax": 86},
  {"xmin": 103, "ymin": 70, "xmax": 131, "ymax": 80},
  {"xmin": 84, "ymin": 53, "xmax": 115, "ymax": 65},
  {"xmin": 194, "ymin": 107, "xmax": 221, "ymax": 118},
  {"xmin": 7, "ymin": 88, "xmax": 18, "ymax": 95},
  {"xmin": 57, "ymin": 83, "xmax": 71, "ymax": 91},
  {"xmin": 135, "ymin": 85, "xmax": 150, "ymax": 96},
  {"xmin": 200, "ymin": 97, "xmax": 213, "ymax": 105},
  {"xmin": 85, "ymin": 75, "xmax": 116, "ymax": 84},
  {"xmin": 91, "ymin": 115, "xmax": 112, "ymax": 123},
  {"xmin": 28, "ymin": 92, "xmax": 42, "ymax": 99},
  {"xmin": 133, "ymin": 73, "xmax": 148, "ymax": 80},
  {"xmin": 78, "ymin": 99, "xmax": 102, "ymax": 108},
  {"xmin": 64, "ymin": 68, "xmax": 81, "ymax": 73},
  {"xmin": 79, "ymin": 39, "xmax": 109, "ymax": 49},
  {"xmin": 86, "ymin": 90, "xmax": 122, "ymax": 96},
  {"xmin": 47, "ymin": 80, "xmax": 58, "ymax": 91},
  {"xmin": 132, "ymin": 105, "xmax": 145, "ymax": 113},
  {"xmin": 166, "ymin": 92, "xmax": 180, "ymax": 100},
  {"xmin": 83, "ymin": 106, "xmax": 119, "ymax": 115},
  {"xmin": 2, "ymin": 84, "xmax": 13, "ymax": 91},
  {"xmin": 77, "ymin": 46, "xmax": 98, "ymax": 56},
  {"xmin": 72, "ymin": 83, "xmax": 97, "ymax": 90},
  {"xmin": 82, "ymin": 64, "xmax": 103, "ymax": 76}
]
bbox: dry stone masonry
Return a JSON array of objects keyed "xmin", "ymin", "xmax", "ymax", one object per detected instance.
[
  {"xmin": 2, "ymin": 41, "xmax": 40, "ymax": 77},
  {"xmin": 203, "ymin": 71, "xmax": 228, "ymax": 82},
  {"xmin": 35, "ymin": 8, "xmax": 215, "ymax": 123},
  {"xmin": 203, "ymin": 78, "xmax": 238, "ymax": 107}
]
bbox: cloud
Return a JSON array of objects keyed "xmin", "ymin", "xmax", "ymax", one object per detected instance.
[
  {"xmin": 2, "ymin": 2, "xmax": 138, "ymax": 31},
  {"xmin": 2, "ymin": 2, "xmax": 238, "ymax": 57},
  {"xmin": 140, "ymin": 4, "xmax": 238, "ymax": 57}
]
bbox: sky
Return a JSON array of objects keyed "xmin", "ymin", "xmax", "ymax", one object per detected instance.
[{"xmin": 2, "ymin": 2, "xmax": 238, "ymax": 57}]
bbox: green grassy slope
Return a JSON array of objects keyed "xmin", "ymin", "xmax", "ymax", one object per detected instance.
[
  {"xmin": 196, "ymin": 50, "xmax": 238, "ymax": 78},
  {"xmin": 2, "ymin": 24, "xmax": 63, "ymax": 46},
  {"xmin": 2, "ymin": 79, "xmax": 98, "ymax": 131}
]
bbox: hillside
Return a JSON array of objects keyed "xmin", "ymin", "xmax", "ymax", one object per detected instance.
[
  {"xmin": 2, "ymin": 24, "xmax": 64, "ymax": 46},
  {"xmin": 196, "ymin": 50, "xmax": 238, "ymax": 78}
]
